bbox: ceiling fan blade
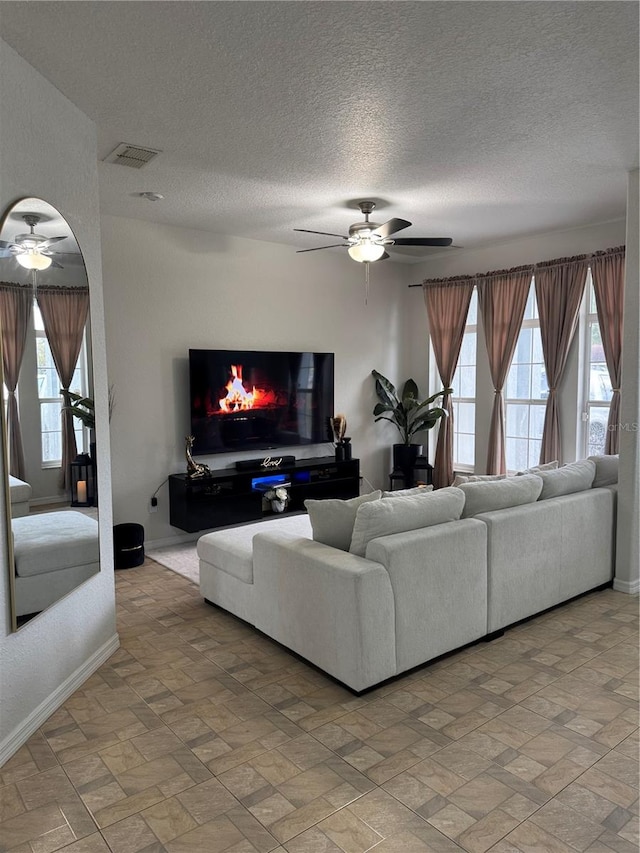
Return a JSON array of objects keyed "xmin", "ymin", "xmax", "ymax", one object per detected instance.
[
  {"xmin": 392, "ymin": 237, "xmax": 453, "ymax": 247},
  {"xmin": 50, "ymin": 260, "xmax": 64, "ymax": 269},
  {"xmin": 296, "ymin": 244, "xmax": 348, "ymax": 253},
  {"xmin": 0, "ymin": 240, "xmax": 18, "ymax": 250},
  {"xmin": 41, "ymin": 236, "xmax": 68, "ymax": 247},
  {"xmin": 294, "ymin": 228, "xmax": 349, "ymax": 240},
  {"xmin": 0, "ymin": 248, "xmax": 16, "ymax": 258},
  {"xmin": 380, "ymin": 252, "xmax": 391, "ymax": 260},
  {"xmin": 371, "ymin": 218, "xmax": 412, "ymax": 239}
]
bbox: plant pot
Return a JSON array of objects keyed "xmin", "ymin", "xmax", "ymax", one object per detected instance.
[{"xmin": 392, "ymin": 443, "xmax": 423, "ymax": 472}]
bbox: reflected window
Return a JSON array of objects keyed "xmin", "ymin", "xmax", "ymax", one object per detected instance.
[{"xmin": 33, "ymin": 300, "xmax": 87, "ymax": 467}]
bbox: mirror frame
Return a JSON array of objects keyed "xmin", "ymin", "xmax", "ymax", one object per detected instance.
[{"xmin": 0, "ymin": 197, "xmax": 99, "ymax": 632}]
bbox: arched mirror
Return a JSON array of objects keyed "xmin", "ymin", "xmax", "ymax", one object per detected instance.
[{"xmin": 0, "ymin": 198, "xmax": 99, "ymax": 631}]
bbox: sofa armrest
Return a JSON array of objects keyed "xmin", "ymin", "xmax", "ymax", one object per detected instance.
[
  {"xmin": 252, "ymin": 534, "xmax": 396, "ymax": 692},
  {"xmin": 365, "ymin": 519, "xmax": 488, "ymax": 674}
]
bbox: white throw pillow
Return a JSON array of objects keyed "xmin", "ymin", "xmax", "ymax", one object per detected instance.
[
  {"xmin": 381, "ymin": 485, "xmax": 434, "ymax": 498},
  {"xmin": 516, "ymin": 460, "xmax": 559, "ymax": 475},
  {"xmin": 349, "ymin": 487, "xmax": 465, "ymax": 557},
  {"xmin": 588, "ymin": 454, "xmax": 619, "ymax": 488},
  {"xmin": 304, "ymin": 490, "xmax": 381, "ymax": 551},
  {"xmin": 460, "ymin": 474, "xmax": 542, "ymax": 518},
  {"xmin": 538, "ymin": 459, "xmax": 596, "ymax": 500},
  {"xmin": 453, "ymin": 473, "xmax": 506, "ymax": 486}
]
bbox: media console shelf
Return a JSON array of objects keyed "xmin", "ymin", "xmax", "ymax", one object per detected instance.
[{"xmin": 169, "ymin": 456, "xmax": 360, "ymax": 533}]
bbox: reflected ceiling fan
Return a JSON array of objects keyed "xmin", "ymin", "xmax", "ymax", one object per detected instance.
[
  {"xmin": 295, "ymin": 201, "xmax": 453, "ymax": 263},
  {"xmin": 0, "ymin": 214, "xmax": 72, "ymax": 270}
]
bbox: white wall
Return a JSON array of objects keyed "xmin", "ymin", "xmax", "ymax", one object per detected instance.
[
  {"xmin": 0, "ymin": 40, "xmax": 117, "ymax": 763},
  {"xmin": 101, "ymin": 216, "xmax": 408, "ymax": 546},
  {"xmin": 403, "ymin": 219, "xmax": 628, "ymax": 470}
]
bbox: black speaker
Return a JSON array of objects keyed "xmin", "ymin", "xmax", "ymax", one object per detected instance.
[{"xmin": 235, "ymin": 455, "xmax": 296, "ymax": 472}]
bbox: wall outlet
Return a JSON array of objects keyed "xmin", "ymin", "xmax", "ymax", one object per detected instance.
[{"xmin": 149, "ymin": 498, "xmax": 158, "ymax": 513}]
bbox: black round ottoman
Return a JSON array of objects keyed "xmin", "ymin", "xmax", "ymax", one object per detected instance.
[{"xmin": 113, "ymin": 523, "xmax": 145, "ymax": 570}]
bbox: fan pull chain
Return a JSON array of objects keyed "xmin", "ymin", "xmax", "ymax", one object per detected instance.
[{"xmin": 365, "ymin": 262, "xmax": 370, "ymax": 305}]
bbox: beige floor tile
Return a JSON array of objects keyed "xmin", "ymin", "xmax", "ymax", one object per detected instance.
[{"xmin": 2, "ymin": 561, "xmax": 636, "ymax": 853}]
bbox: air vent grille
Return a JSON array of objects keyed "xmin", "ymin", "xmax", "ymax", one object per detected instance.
[{"xmin": 103, "ymin": 143, "xmax": 161, "ymax": 169}]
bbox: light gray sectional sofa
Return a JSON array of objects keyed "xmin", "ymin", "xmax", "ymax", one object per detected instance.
[{"xmin": 198, "ymin": 456, "xmax": 618, "ymax": 692}]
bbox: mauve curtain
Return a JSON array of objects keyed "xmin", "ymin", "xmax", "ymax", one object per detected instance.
[
  {"xmin": 590, "ymin": 247, "xmax": 625, "ymax": 454},
  {"xmin": 477, "ymin": 267, "xmax": 533, "ymax": 474},
  {"xmin": 0, "ymin": 282, "xmax": 33, "ymax": 478},
  {"xmin": 36, "ymin": 286, "xmax": 89, "ymax": 489},
  {"xmin": 422, "ymin": 278, "xmax": 475, "ymax": 488},
  {"xmin": 535, "ymin": 257, "xmax": 588, "ymax": 464}
]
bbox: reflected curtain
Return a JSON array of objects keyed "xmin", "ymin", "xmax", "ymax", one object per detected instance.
[
  {"xmin": 477, "ymin": 267, "xmax": 533, "ymax": 474},
  {"xmin": 535, "ymin": 257, "xmax": 588, "ymax": 464},
  {"xmin": 422, "ymin": 277, "xmax": 475, "ymax": 488},
  {"xmin": 590, "ymin": 247, "xmax": 625, "ymax": 454},
  {"xmin": 36, "ymin": 286, "xmax": 89, "ymax": 489},
  {"xmin": 0, "ymin": 282, "xmax": 33, "ymax": 479}
]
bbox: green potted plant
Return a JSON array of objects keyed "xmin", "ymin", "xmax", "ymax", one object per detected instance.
[
  {"xmin": 62, "ymin": 390, "xmax": 95, "ymax": 430},
  {"xmin": 371, "ymin": 370, "xmax": 450, "ymax": 472}
]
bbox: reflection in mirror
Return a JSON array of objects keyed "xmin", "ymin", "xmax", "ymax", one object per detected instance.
[{"xmin": 0, "ymin": 198, "xmax": 99, "ymax": 631}]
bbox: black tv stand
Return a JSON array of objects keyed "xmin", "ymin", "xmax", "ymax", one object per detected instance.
[{"xmin": 169, "ymin": 456, "xmax": 360, "ymax": 533}]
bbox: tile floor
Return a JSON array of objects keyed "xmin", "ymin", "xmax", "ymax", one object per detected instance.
[{"xmin": 1, "ymin": 559, "xmax": 638, "ymax": 853}]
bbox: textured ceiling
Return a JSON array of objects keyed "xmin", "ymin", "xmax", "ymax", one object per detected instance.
[{"xmin": 1, "ymin": 1, "xmax": 638, "ymax": 263}]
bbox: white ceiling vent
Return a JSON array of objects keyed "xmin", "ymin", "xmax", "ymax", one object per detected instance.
[{"xmin": 103, "ymin": 143, "xmax": 161, "ymax": 169}]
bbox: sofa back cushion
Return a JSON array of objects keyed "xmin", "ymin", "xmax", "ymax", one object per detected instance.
[
  {"xmin": 349, "ymin": 487, "xmax": 465, "ymax": 557},
  {"xmin": 381, "ymin": 485, "xmax": 434, "ymax": 498},
  {"xmin": 452, "ymin": 473, "xmax": 506, "ymax": 486},
  {"xmin": 460, "ymin": 474, "xmax": 542, "ymax": 518},
  {"xmin": 515, "ymin": 460, "xmax": 559, "ymax": 475},
  {"xmin": 538, "ymin": 459, "xmax": 596, "ymax": 500},
  {"xmin": 588, "ymin": 454, "xmax": 619, "ymax": 488},
  {"xmin": 305, "ymin": 490, "xmax": 381, "ymax": 551}
]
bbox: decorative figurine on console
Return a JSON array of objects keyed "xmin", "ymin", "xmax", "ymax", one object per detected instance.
[
  {"xmin": 329, "ymin": 414, "xmax": 352, "ymax": 462},
  {"xmin": 185, "ymin": 435, "xmax": 211, "ymax": 479}
]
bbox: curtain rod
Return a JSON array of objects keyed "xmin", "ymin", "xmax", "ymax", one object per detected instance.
[{"xmin": 408, "ymin": 245, "xmax": 625, "ymax": 288}]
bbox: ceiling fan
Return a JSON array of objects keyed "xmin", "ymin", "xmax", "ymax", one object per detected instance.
[
  {"xmin": 0, "ymin": 214, "xmax": 71, "ymax": 270},
  {"xmin": 294, "ymin": 201, "xmax": 453, "ymax": 263}
]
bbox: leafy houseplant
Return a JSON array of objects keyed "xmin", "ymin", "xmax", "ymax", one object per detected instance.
[
  {"xmin": 372, "ymin": 370, "xmax": 450, "ymax": 471},
  {"xmin": 62, "ymin": 390, "xmax": 95, "ymax": 430}
]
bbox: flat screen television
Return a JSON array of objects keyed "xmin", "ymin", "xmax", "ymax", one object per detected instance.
[{"xmin": 189, "ymin": 349, "xmax": 334, "ymax": 455}]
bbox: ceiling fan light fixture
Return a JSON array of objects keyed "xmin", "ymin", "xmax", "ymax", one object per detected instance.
[
  {"xmin": 16, "ymin": 250, "xmax": 52, "ymax": 271},
  {"xmin": 348, "ymin": 241, "xmax": 385, "ymax": 263}
]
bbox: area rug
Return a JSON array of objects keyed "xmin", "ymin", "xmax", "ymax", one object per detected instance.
[{"xmin": 146, "ymin": 542, "xmax": 199, "ymax": 585}]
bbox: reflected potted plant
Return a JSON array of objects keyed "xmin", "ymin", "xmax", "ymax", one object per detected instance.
[{"xmin": 371, "ymin": 370, "xmax": 450, "ymax": 471}]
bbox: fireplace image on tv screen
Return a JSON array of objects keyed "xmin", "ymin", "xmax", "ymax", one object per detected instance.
[{"xmin": 189, "ymin": 350, "xmax": 335, "ymax": 455}]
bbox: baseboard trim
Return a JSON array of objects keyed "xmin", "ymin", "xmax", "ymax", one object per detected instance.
[
  {"xmin": 0, "ymin": 633, "xmax": 120, "ymax": 767},
  {"xmin": 613, "ymin": 577, "xmax": 640, "ymax": 594}
]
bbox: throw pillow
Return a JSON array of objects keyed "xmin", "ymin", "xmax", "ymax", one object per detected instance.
[
  {"xmin": 349, "ymin": 487, "xmax": 465, "ymax": 558},
  {"xmin": 453, "ymin": 473, "xmax": 506, "ymax": 486},
  {"xmin": 459, "ymin": 474, "xmax": 542, "ymax": 517},
  {"xmin": 588, "ymin": 454, "xmax": 619, "ymax": 488},
  {"xmin": 304, "ymin": 490, "xmax": 381, "ymax": 551},
  {"xmin": 516, "ymin": 460, "xmax": 559, "ymax": 475},
  {"xmin": 381, "ymin": 485, "xmax": 434, "ymax": 498},
  {"xmin": 538, "ymin": 459, "xmax": 596, "ymax": 500}
]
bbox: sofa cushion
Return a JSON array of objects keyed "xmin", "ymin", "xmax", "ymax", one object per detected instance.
[
  {"xmin": 516, "ymin": 460, "xmax": 559, "ymax": 475},
  {"xmin": 589, "ymin": 454, "xmax": 619, "ymax": 488},
  {"xmin": 197, "ymin": 513, "xmax": 312, "ymax": 583},
  {"xmin": 12, "ymin": 511, "xmax": 99, "ymax": 577},
  {"xmin": 349, "ymin": 487, "xmax": 465, "ymax": 557},
  {"xmin": 460, "ymin": 474, "xmax": 542, "ymax": 518},
  {"xmin": 381, "ymin": 485, "xmax": 434, "ymax": 498},
  {"xmin": 452, "ymin": 473, "xmax": 506, "ymax": 486},
  {"xmin": 305, "ymin": 490, "xmax": 381, "ymax": 551},
  {"xmin": 538, "ymin": 459, "xmax": 596, "ymax": 500}
]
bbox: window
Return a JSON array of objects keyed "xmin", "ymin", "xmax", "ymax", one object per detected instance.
[
  {"xmin": 583, "ymin": 271, "xmax": 612, "ymax": 456},
  {"xmin": 34, "ymin": 300, "xmax": 87, "ymax": 466},
  {"xmin": 505, "ymin": 284, "xmax": 548, "ymax": 471},
  {"xmin": 450, "ymin": 288, "xmax": 477, "ymax": 468}
]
